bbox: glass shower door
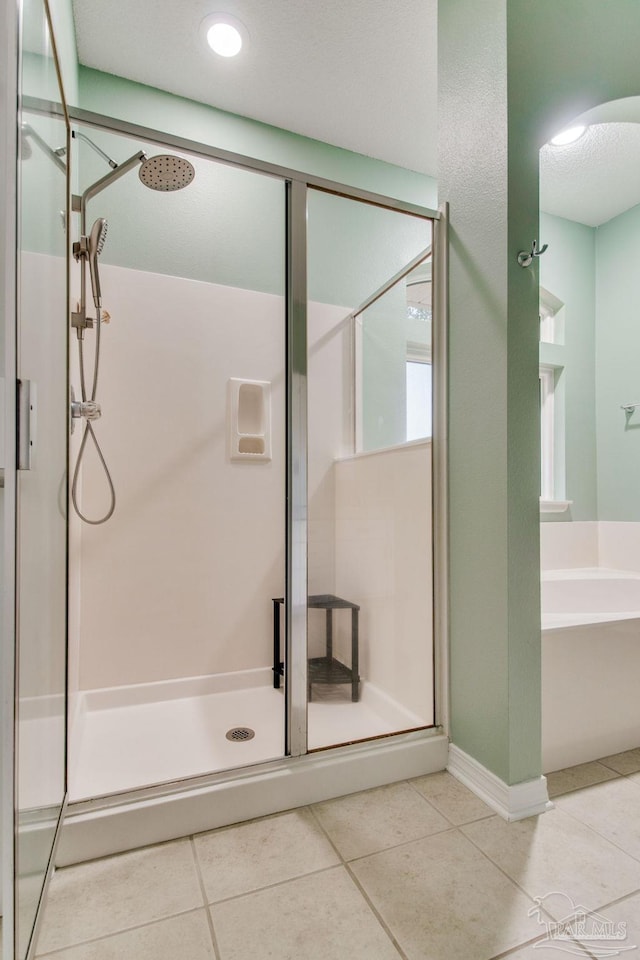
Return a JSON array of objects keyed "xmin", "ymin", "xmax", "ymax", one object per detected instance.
[
  {"xmin": 10, "ymin": 0, "xmax": 70, "ymax": 955},
  {"xmin": 305, "ymin": 188, "xmax": 436, "ymax": 750},
  {"xmin": 65, "ymin": 126, "xmax": 286, "ymax": 798}
]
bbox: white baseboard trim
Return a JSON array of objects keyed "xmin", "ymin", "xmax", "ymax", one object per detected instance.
[
  {"xmin": 57, "ymin": 731, "xmax": 448, "ymax": 865},
  {"xmin": 447, "ymin": 744, "xmax": 552, "ymax": 821}
]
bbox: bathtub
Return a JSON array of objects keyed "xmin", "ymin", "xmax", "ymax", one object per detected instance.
[{"xmin": 542, "ymin": 567, "xmax": 640, "ymax": 772}]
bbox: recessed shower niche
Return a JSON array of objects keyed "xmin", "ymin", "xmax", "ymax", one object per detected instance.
[{"xmin": 228, "ymin": 378, "xmax": 272, "ymax": 460}]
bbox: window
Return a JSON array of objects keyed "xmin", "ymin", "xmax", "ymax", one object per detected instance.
[
  {"xmin": 539, "ymin": 285, "xmax": 570, "ymax": 513},
  {"xmin": 539, "ymin": 286, "xmax": 565, "ymax": 345},
  {"xmin": 405, "ymin": 268, "xmax": 432, "ymax": 442},
  {"xmin": 539, "ymin": 363, "xmax": 570, "ymax": 512},
  {"xmin": 406, "ymin": 347, "xmax": 432, "ymax": 441},
  {"xmin": 406, "ymin": 358, "xmax": 432, "ymax": 441},
  {"xmin": 539, "ymin": 365, "xmax": 555, "ymax": 501}
]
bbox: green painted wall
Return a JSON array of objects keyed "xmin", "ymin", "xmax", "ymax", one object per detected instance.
[
  {"xmin": 72, "ymin": 71, "xmax": 433, "ymax": 312},
  {"xmin": 538, "ymin": 203, "xmax": 640, "ymax": 525},
  {"xmin": 48, "ymin": 0, "xmax": 78, "ymax": 105},
  {"xmin": 441, "ymin": 0, "xmax": 640, "ymax": 787},
  {"xmin": 21, "ymin": 0, "xmax": 78, "ymax": 256},
  {"xmin": 539, "ymin": 212, "xmax": 597, "ymax": 521},
  {"xmin": 74, "ymin": 125, "xmax": 431, "ymax": 307},
  {"xmin": 596, "ymin": 201, "xmax": 640, "ymax": 520},
  {"xmin": 77, "ymin": 67, "xmax": 437, "ymax": 210},
  {"xmin": 72, "ymin": 70, "xmax": 434, "ymax": 455}
]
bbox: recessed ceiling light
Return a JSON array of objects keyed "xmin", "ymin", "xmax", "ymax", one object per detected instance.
[
  {"xmin": 549, "ymin": 125, "xmax": 587, "ymax": 147},
  {"xmin": 200, "ymin": 14, "xmax": 247, "ymax": 58}
]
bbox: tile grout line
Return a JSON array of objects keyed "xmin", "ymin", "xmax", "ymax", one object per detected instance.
[
  {"xmin": 190, "ymin": 804, "xmax": 304, "ymax": 843},
  {"xmin": 341, "ymin": 821, "xmax": 461, "ymax": 865},
  {"xmin": 597, "ymin": 756, "xmax": 640, "ymax": 776},
  {"xmin": 404, "ymin": 775, "xmax": 463, "ymax": 827},
  {"xmin": 37, "ymin": 759, "xmax": 640, "ymax": 959},
  {"xmin": 404, "ymin": 775, "xmax": 496, "ymax": 826},
  {"xmin": 41, "ymin": 834, "xmax": 190, "ymax": 874},
  {"xmin": 307, "ymin": 804, "xmax": 410, "ymax": 960},
  {"xmin": 190, "ymin": 837, "xmax": 223, "ymax": 960},
  {"xmin": 460, "ymin": 814, "xmax": 640, "ymax": 960},
  {"xmin": 546, "ymin": 771, "xmax": 622, "ymax": 800},
  {"xmin": 459, "ymin": 821, "xmax": 601, "ymax": 957},
  {"xmin": 535, "ymin": 759, "xmax": 640, "ymax": 960},
  {"xmin": 457, "ymin": 824, "xmax": 551, "ymax": 917},
  {"xmin": 33, "ymin": 907, "xmax": 208, "ymax": 958},
  {"xmin": 194, "ymin": 862, "xmax": 343, "ymax": 908},
  {"xmin": 485, "ymin": 899, "xmax": 604, "ymax": 960},
  {"xmin": 487, "ymin": 931, "xmax": 598, "ymax": 960},
  {"xmin": 553, "ymin": 790, "xmax": 640, "ymax": 869}
]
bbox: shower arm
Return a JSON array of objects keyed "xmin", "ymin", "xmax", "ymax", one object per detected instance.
[
  {"xmin": 21, "ymin": 123, "xmax": 67, "ymax": 174},
  {"xmin": 72, "ymin": 150, "xmax": 147, "ymax": 337},
  {"xmin": 72, "ymin": 130, "xmax": 118, "ymax": 169}
]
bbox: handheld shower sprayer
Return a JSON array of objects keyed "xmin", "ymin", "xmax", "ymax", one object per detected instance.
[
  {"xmin": 88, "ymin": 218, "xmax": 108, "ymax": 309},
  {"xmin": 71, "ymin": 142, "xmax": 195, "ymax": 526}
]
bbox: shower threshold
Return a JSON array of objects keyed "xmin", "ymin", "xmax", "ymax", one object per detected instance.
[{"xmin": 68, "ymin": 668, "xmax": 428, "ymax": 802}]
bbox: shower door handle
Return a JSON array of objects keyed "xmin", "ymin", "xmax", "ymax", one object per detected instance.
[{"xmin": 17, "ymin": 379, "xmax": 36, "ymax": 470}]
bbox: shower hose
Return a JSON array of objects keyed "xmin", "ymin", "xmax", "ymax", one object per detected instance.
[{"xmin": 70, "ymin": 308, "xmax": 117, "ymax": 524}]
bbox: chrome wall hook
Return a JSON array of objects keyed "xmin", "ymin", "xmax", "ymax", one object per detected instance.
[{"xmin": 517, "ymin": 240, "xmax": 548, "ymax": 268}]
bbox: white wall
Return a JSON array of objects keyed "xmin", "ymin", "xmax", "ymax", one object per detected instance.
[
  {"xmin": 307, "ymin": 300, "xmax": 354, "ymax": 653},
  {"xmin": 73, "ymin": 260, "xmax": 434, "ymax": 725},
  {"xmin": 77, "ymin": 265, "xmax": 287, "ymax": 688},
  {"xmin": 333, "ymin": 441, "xmax": 434, "ymax": 722},
  {"xmin": 540, "ymin": 522, "xmax": 599, "ymax": 570},
  {"xmin": 75, "ymin": 265, "xmax": 354, "ymax": 690},
  {"xmin": 541, "ymin": 520, "xmax": 640, "ymax": 572}
]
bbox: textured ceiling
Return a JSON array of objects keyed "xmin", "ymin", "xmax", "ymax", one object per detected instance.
[
  {"xmin": 540, "ymin": 122, "xmax": 640, "ymax": 227},
  {"xmin": 71, "ymin": 6, "xmax": 640, "ymax": 226},
  {"xmin": 71, "ymin": 0, "xmax": 438, "ymax": 176}
]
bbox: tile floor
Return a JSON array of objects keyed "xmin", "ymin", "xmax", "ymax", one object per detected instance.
[{"xmin": 33, "ymin": 748, "xmax": 640, "ymax": 960}]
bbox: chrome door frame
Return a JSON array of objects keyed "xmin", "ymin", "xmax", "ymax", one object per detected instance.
[
  {"xmin": 3, "ymin": 1, "xmax": 71, "ymax": 956},
  {"xmin": 1, "ymin": 0, "xmax": 19, "ymax": 954},
  {"xmin": 285, "ymin": 179, "xmax": 308, "ymax": 756},
  {"xmin": 432, "ymin": 204, "xmax": 450, "ymax": 732}
]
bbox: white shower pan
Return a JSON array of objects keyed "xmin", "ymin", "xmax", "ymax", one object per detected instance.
[{"xmin": 68, "ymin": 667, "xmax": 428, "ymax": 801}]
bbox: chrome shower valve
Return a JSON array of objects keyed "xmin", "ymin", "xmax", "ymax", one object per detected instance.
[
  {"xmin": 70, "ymin": 387, "xmax": 102, "ymax": 434},
  {"xmin": 71, "ymin": 399, "xmax": 101, "ymax": 421}
]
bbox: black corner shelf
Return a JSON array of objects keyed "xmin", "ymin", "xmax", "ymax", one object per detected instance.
[{"xmin": 272, "ymin": 594, "xmax": 360, "ymax": 702}]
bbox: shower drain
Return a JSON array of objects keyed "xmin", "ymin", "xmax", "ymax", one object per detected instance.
[{"xmin": 226, "ymin": 727, "xmax": 256, "ymax": 742}]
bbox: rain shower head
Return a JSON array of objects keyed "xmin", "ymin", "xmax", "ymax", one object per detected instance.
[{"xmin": 139, "ymin": 154, "xmax": 195, "ymax": 192}]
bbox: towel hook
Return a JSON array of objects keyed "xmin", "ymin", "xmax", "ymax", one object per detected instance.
[{"xmin": 517, "ymin": 240, "xmax": 548, "ymax": 268}]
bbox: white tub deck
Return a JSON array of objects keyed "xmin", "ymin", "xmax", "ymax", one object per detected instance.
[{"xmin": 542, "ymin": 567, "xmax": 640, "ymax": 773}]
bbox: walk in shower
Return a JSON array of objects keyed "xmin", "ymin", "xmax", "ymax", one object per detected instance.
[
  {"xmin": 11, "ymin": 108, "xmax": 446, "ymax": 818},
  {"xmin": 8, "ymin": 90, "xmax": 446, "ymax": 960},
  {"xmin": 62, "ymin": 121, "xmax": 440, "ymax": 801}
]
